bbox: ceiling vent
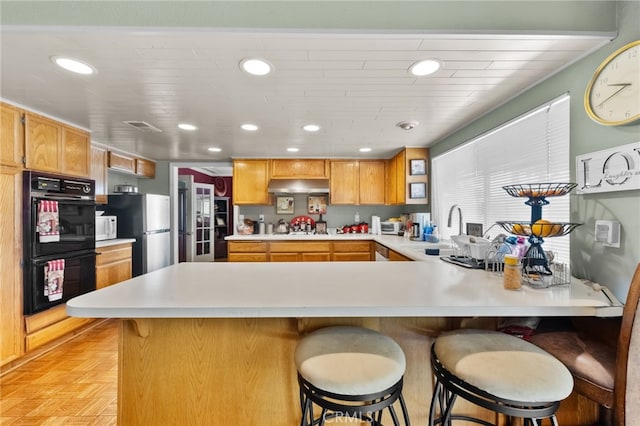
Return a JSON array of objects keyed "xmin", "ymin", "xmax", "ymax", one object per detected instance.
[{"xmin": 123, "ymin": 121, "xmax": 163, "ymax": 133}]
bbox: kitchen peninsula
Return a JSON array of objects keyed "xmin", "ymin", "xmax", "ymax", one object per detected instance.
[{"xmin": 67, "ymin": 239, "xmax": 622, "ymax": 425}]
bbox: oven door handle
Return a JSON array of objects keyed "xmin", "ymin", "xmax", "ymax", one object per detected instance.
[
  {"xmin": 60, "ymin": 251, "xmax": 98, "ymax": 261},
  {"xmin": 34, "ymin": 194, "xmax": 95, "ymax": 202}
]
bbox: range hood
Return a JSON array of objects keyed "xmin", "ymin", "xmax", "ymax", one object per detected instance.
[{"xmin": 267, "ymin": 178, "xmax": 330, "ymax": 194}]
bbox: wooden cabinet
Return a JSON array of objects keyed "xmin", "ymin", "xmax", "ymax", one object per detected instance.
[
  {"xmin": 405, "ymin": 147, "xmax": 429, "ymax": 205},
  {"xmin": 270, "ymin": 159, "xmax": 328, "ymax": 179},
  {"xmin": 228, "ymin": 240, "xmax": 373, "ymax": 262},
  {"xmin": 24, "ymin": 111, "xmax": 62, "ymax": 173},
  {"xmin": 0, "ymin": 166, "xmax": 24, "ymax": 366},
  {"xmin": 108, "ymin": 151, "xmax": 136, "ymax": 174},
  {"xmin": 269, "ymin": 241, "xmax": 331, "ymax": 262},
  {"xmin": 232, "ymin": 159, "xmax": 271, "ymax": 205},
  {"xmin": 386, "ymin": 148, "xmax": 428, "ymax": 205},
  {"xmin": 330, "ymin": 160, "xmax": 385, "ymax": 205},
  {"xmin": 91, "ymin": 145, "xmax": 108, "ymax": 204},
  {"xmin": 96, "ymin": 243, "xmax": 133, "ymax": 289},
  {"xmin": 107, "ymin": 151, "xmax": 156, "ymax": 178},
  {"xmin": 227, "ymin": 241, "xmax": 268, "ymax": 262},
  {"xmin": 1, "ymin": 102, "xmax": 24, "ymax": 168},
  {"xmin": 358, "ymin": 160, "xmax": 386, "ymax": 204},
  {"xmin": 386, "ymin": 150, "xmax": 407, "ymax": 205},
  {"xmin": 135, "ymin": 157, "xmax": 156, "ymax": 178},
  {"xmin": 24, "ymin": 304, "xmax": 94, "ymax": 352},
  {"xmin": 329, "ymin": 160, "xmax": 358, "ymax": 204},
  {"xmin": 388, "ymin": 249, "xmax": 412, "ymax": 261},
  {"xmin": 61, "ymin": 124, "xmax": 91, "ymax": 177},
  {"xmin": 23, "ymin": 111, "xmax": 90, "ymax": 178},
  {"xmin": 331, "ymin": 241, "xmax": 373, "ymax": 261},
  {"xmin": 395, "ymin": 150, "xmax": 406, "ymax": 204}
]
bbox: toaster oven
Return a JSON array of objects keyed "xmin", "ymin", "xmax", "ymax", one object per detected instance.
[{"xmin": 380, "ymin": 221, "xmax": 403, "ymax": 235}]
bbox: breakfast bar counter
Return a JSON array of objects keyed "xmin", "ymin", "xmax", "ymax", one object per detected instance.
[{"xmin": 67, "ymin": 260, "xmax": 622, "ymax": 425}]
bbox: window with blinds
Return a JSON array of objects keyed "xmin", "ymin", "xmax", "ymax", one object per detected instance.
[{"xmin": 432, "ymin": 95, "xmax": 571, "ymax": 263}]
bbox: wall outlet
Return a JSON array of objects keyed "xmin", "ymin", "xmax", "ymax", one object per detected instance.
[{"xmin": 595, "ymin": 220, "xmax": 620, "ymax": 248}]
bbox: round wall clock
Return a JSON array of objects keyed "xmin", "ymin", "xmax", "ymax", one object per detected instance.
[{"xmin": 584, "ymin": 40, "xmax": 640, "ymax": 126}]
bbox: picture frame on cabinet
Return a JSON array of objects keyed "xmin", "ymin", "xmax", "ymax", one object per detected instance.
[
  {"xmin": 276, "ymin": 196, "xmax": 294, "ymax": 214},
  {"xmin": 410, "ymin": 159, "xmax": 426, "ymax": 176},
  {"xmin": 409, "ymin": 182, "xmax": 427, "ymax": 199}
]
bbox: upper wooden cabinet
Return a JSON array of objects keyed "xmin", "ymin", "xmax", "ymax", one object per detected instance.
[
  {"xmin": 270, "ymin": 159, "xmax": 328, "ymax": 179},
  {"xmin": 23, "ymin": 111, "xmax": 91, "ymax": 178},
  {"xmin": 330, "ymin": 160, "xmax": 385, "ymax": 205},
  {"xmin": 386, "ymin": 148, "xmax": 428, "ymax": 205},
  {"xmin": 0, "ymin": 102, "xmax": 24, "ymax": 168},
  {"xmin": 358, "ymin": 160, "xmax": 386, "ymax": 205},
  {"xmin": 108, "ymin": 151, "xmax": 136, "ymax": 174},
  {"xmin": 61, "ymin": 124, "xmax": 91, "ymax": 178},
  {"xmin": 329, "ymin": 160, "xmax": 358, "ymax": 204},
  {"xmin": 404, "ymin": 147, "xmax": 429, "ymax": 205},
  {"xmin": 24, "ymin": 112, "xmax": 62, "ymax": 174},
  {"xmin": 135, "ymin": 158, "xmax": 156, "ymax": 178},
  {"xmin": 233, "ymin": 159, "xmax": 272, "ymax": 205},
  {"xmin": 91, "ymin": 146, "xmax": 108, "ymax": 204}
]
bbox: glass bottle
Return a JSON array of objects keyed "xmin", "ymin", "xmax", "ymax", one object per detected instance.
[{"xmin": 503, "ymin": 254, "xmax": 522, "ymax": 290}]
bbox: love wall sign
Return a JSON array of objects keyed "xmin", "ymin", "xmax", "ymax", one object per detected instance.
[{"xmin": 576, "ymin": 141, "xmax": 640, "ymax": 194}]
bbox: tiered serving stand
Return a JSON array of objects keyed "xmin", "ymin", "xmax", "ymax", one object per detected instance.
[{"xmin": 496, "ymin": 183, "xmax": 580, "ymax": 287}]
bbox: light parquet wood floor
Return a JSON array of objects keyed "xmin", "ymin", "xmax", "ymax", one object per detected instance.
[{"xmin": 1, "ymin": 320, "xmax": 119, "ymax": 425}]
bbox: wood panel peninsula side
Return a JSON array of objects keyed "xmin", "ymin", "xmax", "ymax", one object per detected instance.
[{"xmin": 67, "ymin": 244, "xmax": 622, "ymax": 426}]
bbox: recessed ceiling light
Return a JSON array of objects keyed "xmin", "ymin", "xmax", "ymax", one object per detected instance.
[
  {"xmin": 409, "ymin": 59, "xmax": 441, "ymax": 76},
  {"xmin": 178, "ymin": 123, "xmax": 197, "ymax": 131},
  {"xmin": 208, "ymin": 147, "xmax": 222, "ymax": 152},
  {"xmin": 241, "ymin": 123, "xmax": 259, "ymax": 131},
  {"xmin": 287, "ymin": 147, "xmax": 299, "ymax": 152},
  {"xmin": 303, "ymin": 124, "xmax": 320, "ymax": 132},
  {"xmin": 51, "ymin": 56, "xmax": 96, "ymax": 75},
  {"xmin": 239, "ymin": 58, "xmax": 273, "ymax": 76},
  {"xmin": 359, "ymin": 147, "xmax": 372, "ymax": 152}
]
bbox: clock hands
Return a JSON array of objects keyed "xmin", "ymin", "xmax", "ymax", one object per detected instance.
[{"xmin": 596, "ymin": 83, "xmax": 632, "ymax": 108}]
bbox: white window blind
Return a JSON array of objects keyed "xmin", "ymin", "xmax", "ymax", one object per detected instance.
[{"xmin": 432, "ymin": 95, "xmax": 571, "ymax": 263}]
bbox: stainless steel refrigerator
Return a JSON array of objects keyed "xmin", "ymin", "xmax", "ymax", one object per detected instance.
[{"xmin": 105, "ymin": 193, "xmax": 171, "ymax": 277}]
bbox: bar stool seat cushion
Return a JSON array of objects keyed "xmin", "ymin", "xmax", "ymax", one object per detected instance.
[
  {"xmin": 295, "ymin": 326, "xmax": 406, "ymax": 396},
  {"xmin": 435, "ymin": 329, "xmax": 573, "ymax": 403}
]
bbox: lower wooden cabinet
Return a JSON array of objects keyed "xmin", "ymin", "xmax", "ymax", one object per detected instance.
[
  {"xmin": 332, "ymin": 241, "xmax": 373, "ymax": 261},
  {"xmin": 24, "ymin": 304, "xmax": 94, "ymax": 352},
  {"xmin": 388, "ymin": 249, "xmax": 412, "ymax": 261},
  {"xmin": 227, "ymin": 241, "xmax": 268, "ymax": 262},
  {"xmin": 96, "ymin": 242, "xmax": 133, "ymax": 289},
  {"xmin": 228, "ymin": 240, "xmax": 374, "ymax": 262},
  {"xmin": 270, "ymin": 241, "xmax": 331, "ymax": 262}
]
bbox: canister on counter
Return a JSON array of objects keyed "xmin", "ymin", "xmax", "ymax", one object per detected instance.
[{"xmin": 503, "ymin": 254, "xmax": 522, "ymax": 290}]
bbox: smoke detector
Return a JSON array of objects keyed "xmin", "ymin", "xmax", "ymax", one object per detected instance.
[{"xmin": 396, "ymin": 121, "xmax": 419, "ymax": 131}]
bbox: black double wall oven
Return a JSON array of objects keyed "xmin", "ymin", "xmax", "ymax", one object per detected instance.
[{"xmin": 23, "ymin": 171, "xmax": 97, "ymax": 315}]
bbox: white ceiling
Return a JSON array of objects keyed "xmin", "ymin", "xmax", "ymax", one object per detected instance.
[{"xmin": 1, "ymin": 28, "xmax": 611, "ymax": 162}]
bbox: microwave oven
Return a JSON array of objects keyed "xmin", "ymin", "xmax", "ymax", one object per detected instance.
[
  {"xmin": 380, "ymin": 221, "xmax": 403, "ymax": 235},
  {"xmin": 96, "ymin": 215, "xmax": 117, "ymax": 241}
]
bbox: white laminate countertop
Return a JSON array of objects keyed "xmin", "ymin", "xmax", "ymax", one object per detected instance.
[
  {"xmin": 68, "ymin": 234, "xmax": 623, "ymax": 318},
  {"xmin": 95, "ymin": 238, "xmax": 136, "ymax": 248}
]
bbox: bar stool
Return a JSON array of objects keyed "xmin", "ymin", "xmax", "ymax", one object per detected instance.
[
  {"xmin": 295, "ymin": 326, "xmax": 411, "ymax": 426},
  {"xmin": 429, "ymin": 329, "xmax": 573, "ymax": 426}
]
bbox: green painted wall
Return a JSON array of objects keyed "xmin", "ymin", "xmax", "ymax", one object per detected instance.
[{"xmin": 430, "ymin": 1, "xmax": 640, "ymax": 301}]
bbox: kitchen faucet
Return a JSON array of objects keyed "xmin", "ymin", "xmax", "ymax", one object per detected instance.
[{"xmin": 447, "ymin": 204, "xmax": 463, "ymax": 235}]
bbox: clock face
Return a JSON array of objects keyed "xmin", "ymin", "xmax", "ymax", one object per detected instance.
[{"xmin": 585, "ymin": 40, "xmax": 640, "ymax": 126}]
